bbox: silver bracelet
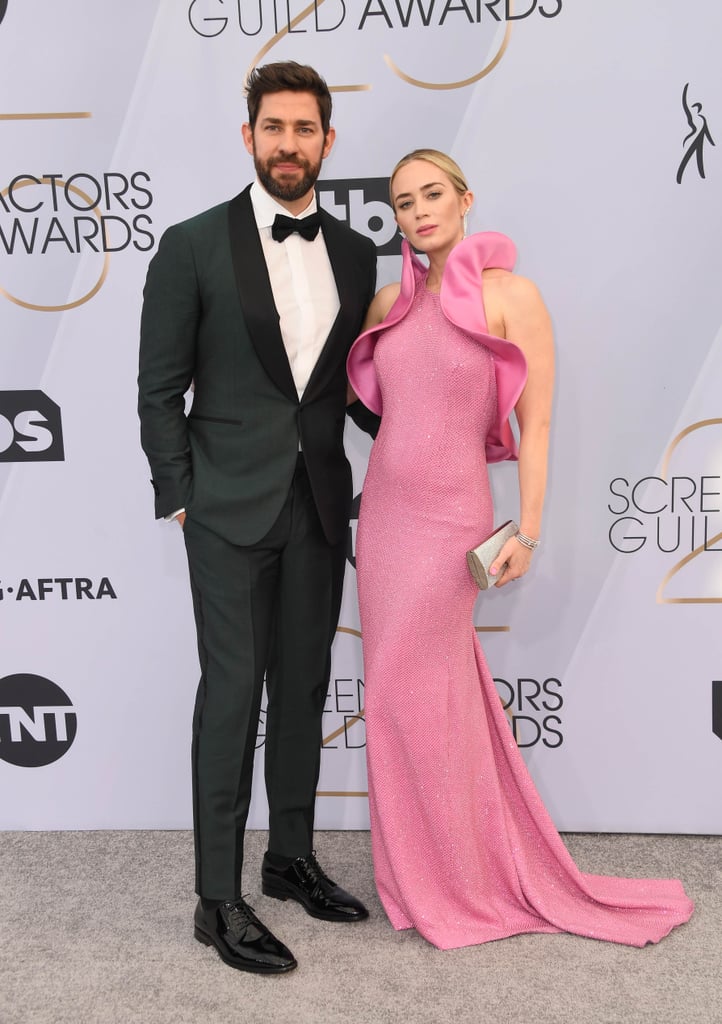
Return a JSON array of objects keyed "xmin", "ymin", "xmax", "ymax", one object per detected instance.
[{"xmin": 515, "ymin": 531, "xmax": 540, "ymax": 550}]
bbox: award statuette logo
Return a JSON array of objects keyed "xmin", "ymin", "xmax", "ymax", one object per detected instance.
[{"xmin": 677, "ymin": 83, "xmax": 715, "ymax": 185}]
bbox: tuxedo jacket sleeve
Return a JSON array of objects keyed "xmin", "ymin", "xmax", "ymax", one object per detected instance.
[{"xmin": 137, "ymin": 220, "xmax": 199, "ymax": 517}]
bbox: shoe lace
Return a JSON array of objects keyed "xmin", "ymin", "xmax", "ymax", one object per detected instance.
[
  {"xmin": 298, "ymin": 852, "xmax": 334, "ymax": 890},
  {"xmin": 224, "ymin": 896, "xmax": 257, "ymax": 933}
]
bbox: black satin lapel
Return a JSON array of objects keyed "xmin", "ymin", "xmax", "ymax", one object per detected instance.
[
  {"xmin": 303, "ymin": 212, "xmax": 360, "ymax": 402},
  {"xmin": 228, "ymin": 189, "xmax": 297, "ymax": 402}
]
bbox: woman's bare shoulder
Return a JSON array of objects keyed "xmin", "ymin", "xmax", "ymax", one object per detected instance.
[
  {"xmin": 375, "ymin": 282, "xmax": 401, "ymax": 314},
  {"xmin": 364, "ymin": 282, "xmax": 402, "ymax": 329},
  {"xmin": 481, "ymin": 269, "xmax": 551, "ymax": 345},
  {"xmin": 483, "ymin": 269, "xmax": 543, "ymax": 306}
]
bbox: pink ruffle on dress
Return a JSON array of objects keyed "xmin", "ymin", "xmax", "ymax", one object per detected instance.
[{"xmin": 347, "ymin": 234, "xmax": 693, "ymax": 949}]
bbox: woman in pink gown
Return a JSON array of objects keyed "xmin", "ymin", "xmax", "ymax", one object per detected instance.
[{"xmin": 346, "ymin": 149, "xmax": 693, "ymax": 950}]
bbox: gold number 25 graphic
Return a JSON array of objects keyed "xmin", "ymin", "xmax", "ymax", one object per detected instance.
[
  {"xmin": 245, "ymin": 0, "xmax": 513, "ymax": 92},
  {"xmin": 657, "ymin": 419, "xmax": 722, "ymax": 604}
]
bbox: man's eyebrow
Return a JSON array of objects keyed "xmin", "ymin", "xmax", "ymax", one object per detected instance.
[{"xmin": 260, "ymin": 117, "xmax": 318, "ymax": 127}]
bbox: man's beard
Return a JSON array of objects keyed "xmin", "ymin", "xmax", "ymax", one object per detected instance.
[{"xmin": 254, "ymin": 152, "xmax": 322, "ymax": 203}]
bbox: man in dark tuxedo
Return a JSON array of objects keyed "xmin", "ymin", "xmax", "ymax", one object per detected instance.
[{"xmin": 138, "ymin": 62, "xmax": 377, "ymax": 974}]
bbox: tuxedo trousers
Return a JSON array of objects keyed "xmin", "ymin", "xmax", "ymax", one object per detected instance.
[{"xmin": 183, "ymin": 454, "xmax": 347, "ymax": 900}]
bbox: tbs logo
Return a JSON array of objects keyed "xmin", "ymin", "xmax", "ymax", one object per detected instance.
[
  {"xmin": 0, "ymin": 390, "xmax": 64, "ymax": 462},
  {"xmin": 318, "ymin": 178, "xmax": 401, "ymax": 256},
  {"xmin": 0, "ymin": 674, "xmax": 77, "ymax": 767}
]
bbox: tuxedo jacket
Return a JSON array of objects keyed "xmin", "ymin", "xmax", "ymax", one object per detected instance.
[{"xmin": 138, "ymin": 185, "xmax": 377, "ymax": 547}]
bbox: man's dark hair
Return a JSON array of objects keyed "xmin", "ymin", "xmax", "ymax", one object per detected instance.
[{"xmin": 245, "ymin": 61, "xmax": 333, "ymax": 137}]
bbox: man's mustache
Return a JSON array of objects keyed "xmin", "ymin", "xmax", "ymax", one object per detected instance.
[{"xmin": 270, "ymin": 155, "xmax": 306, "ymax": 168}]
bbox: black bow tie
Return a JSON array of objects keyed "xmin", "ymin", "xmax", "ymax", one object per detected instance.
[{"xmin": 271, "ymin": 211, "xmax": 321, "ymax": 243}]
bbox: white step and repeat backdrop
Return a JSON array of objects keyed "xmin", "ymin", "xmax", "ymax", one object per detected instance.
[{"xmin": 1, "ymin": 0, "xmax": 721, "ymax": 833}]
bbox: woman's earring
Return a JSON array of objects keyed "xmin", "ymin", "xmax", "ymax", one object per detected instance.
[{"xmin": 463, "ymin": 211, "xmax": 469, "ymax": 238}]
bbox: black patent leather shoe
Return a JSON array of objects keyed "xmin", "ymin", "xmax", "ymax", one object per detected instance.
[
  {"xmin": 261, "ymin": 852, "xmax": 369, "ymax": 923},
  {"xmin": 193, "ymin": 898, "xmax": 297, "ymax": 973}
]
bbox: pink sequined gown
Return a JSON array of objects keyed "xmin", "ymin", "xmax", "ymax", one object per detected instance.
[{"xmin": 347, "ymin": 234, "xmax": 693, "ymax": 950}]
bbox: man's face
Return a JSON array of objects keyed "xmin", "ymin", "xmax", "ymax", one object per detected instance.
[{"xmin": 242, "ymin": 90, "xmax": 335, "ymax": 211}]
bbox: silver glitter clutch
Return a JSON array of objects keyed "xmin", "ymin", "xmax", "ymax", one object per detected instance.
[{"xmin": 466, "ymin": 520, "xmax": 519, "ymax": 590}]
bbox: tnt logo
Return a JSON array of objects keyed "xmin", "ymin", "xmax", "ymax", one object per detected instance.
[
  {"xmin": 0, "ymin": 674, "xmax": 77, "ymax": 766},
  {"xmin": 318, "ymin": 178, "xmax": 401, "ymax": 256},
  {"xmin": 0, "ymin": 390, "xmax": 64, "ymax": 462}
]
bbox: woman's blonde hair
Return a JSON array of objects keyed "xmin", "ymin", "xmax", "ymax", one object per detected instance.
[{"xmin": 389, "ymin": 149, "xmax": 469, "ymax": 207}]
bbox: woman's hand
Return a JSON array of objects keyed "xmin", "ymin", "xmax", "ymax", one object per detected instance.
[{"xmin": 490, "ymin": 536, "xmax": 535, "ymax": 587}]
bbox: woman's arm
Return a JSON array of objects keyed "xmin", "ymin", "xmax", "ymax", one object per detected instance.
[
  {"xmin": 490, "ymin": 275, "xmax": 555, "ymax": 587},
  {"xmin": 346, "ymin": 283, "xmax": 401, "ymax": 405}
]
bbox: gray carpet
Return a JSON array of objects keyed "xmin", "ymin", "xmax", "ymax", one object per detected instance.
[{"xmin": 0, "ymin": 830, "xmax": 719, "ymax": 1024}]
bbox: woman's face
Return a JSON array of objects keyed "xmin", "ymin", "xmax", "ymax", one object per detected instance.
[{"xmin": 391, "ymin": 160, "xmax": 472, "ymax": 255}]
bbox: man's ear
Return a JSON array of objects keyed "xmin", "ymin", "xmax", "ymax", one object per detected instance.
[
  {"xmin": 241, "ymin": 123, "xmax": 254, "ymax": 157},
  {"xmin": 322, "ymin": 126, "xmax": 336, "ymax": 160}
]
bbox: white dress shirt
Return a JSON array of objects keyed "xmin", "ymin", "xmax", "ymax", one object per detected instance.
[{"xmin": 250, "ymin": 180, "xmax": 340, "ymax": 399}]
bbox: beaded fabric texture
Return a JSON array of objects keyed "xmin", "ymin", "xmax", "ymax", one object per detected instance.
[{"xmin": 354, "ymin": 236, "xmax": 693, "ymax": 950}]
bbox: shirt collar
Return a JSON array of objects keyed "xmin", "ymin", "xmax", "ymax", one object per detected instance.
[{"xmin": 250, "ymin": 180, "xmax": 318, "ymax": 231}]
